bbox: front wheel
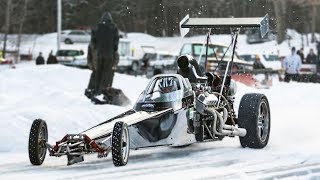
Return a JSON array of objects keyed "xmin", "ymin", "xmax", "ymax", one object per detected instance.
[
  {"xmin": 238, "ymin": 93, "xmax": 270, "ymax": 149},
  {"xmin": 28, "ymin": 119, "xmax": 48, "ymax": 165},
  {"xmin": 112, "ymin": 121, "xmax": 130, "ymax": 167},
  {"xmin": 64, "ymin": 38, "xmax": 73, "ymax": 44},
  {"xmin": 194, "ymin": 113, "xmax": 203, "ymax": 142},
  {"xmin": 131, "ymin": 62, "xmax": 139, "ymax": 72}
]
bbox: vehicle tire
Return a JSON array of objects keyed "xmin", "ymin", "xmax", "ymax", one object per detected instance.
[
  {"xmin": 28, "ymin": 119, "xmax": 48, "ymax": 165},
  {"xmin": 194, "ymin": 113, "xmax": 204, "ymax": 142},
  {"xmin": 112, "ymin": 121, "xmax": 130, "ymax": 167},
  {"xmin": 131, "ymin": 62, "xmax": 139, "ymax": 72},
  {"xmin": 64, "ymin": 38, "xmax": 73, "ymax": 44},
  {"xmin": 238, "ymin": 93, "xmax": 270, "ymax": 149}
]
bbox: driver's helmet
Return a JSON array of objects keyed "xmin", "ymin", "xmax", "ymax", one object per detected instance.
[{"xmin": 158, "ymin": 77, "xmax": 177, "ymax": 93}]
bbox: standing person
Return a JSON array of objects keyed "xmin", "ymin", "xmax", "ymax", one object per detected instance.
[
  {"xmin": 85, "ymin": 29, "xmax": 98, "ymax": 99},
  {"xmin": 283, "ymin": 47, "xmax": 302, "ymax": 82},
  {"xmin": 253, "ymin": 56, "xmax": 265, "ymax": 69},
  {"xmin": 35, "ymin": 52, "xmax": 45, "ymax": 65},
  {"xmin": 306, "ymin": 48, "xmax": 317, "ymax": 64},
  {"xmin": 297, "ymin": 47, "xmax": 305, "ymax": 63},
  {"xmin": 95, "ymin": 11, "xmax": 119, "ymax": 95},
  {"xmin": 47, "ymin": 50, "xmax": 58, "ymax": 64}
]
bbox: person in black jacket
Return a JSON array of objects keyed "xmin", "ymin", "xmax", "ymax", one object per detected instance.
[
  {"xmin": 253, "ymin": 56, "xmax": 265, "ymax": 69},
  {"xmin": 35, "ymin": 52, "xmax": 45, "ymax": 65},
  {"xmin": 47, "ymin": 50, "xmax": 58, "ymax": 64},
  {"xmin": 94, "ymin": 11, "xmax": 119, "ymax": 95},
  {"xmin": 297, "ymin": 47, "xmax": 305, "ymax": 63},
  {"xmin": 306, "ymin": 48, "xmax": 317, "ymax": 64}
]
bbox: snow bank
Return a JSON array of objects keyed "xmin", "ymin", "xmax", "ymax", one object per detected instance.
[{"xmin": 17, "ymin": 33, "xmax": 89, "ymax": 61}]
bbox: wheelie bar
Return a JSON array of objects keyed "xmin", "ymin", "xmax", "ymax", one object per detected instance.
[{"xmin": 49, "ymin": 134, "xmax": 106, "ymax": 157}]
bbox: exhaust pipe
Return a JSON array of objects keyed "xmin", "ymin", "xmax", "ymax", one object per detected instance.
[
  {"xmin": 206, "ymin": 108, "xmax": 247, "ymax": 137},
  {"xmin": 222, "ymin": 125, "xmax": 247, "ymax": 137}
]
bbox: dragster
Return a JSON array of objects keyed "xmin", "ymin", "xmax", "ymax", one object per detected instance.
[{"xmin": 28, "ymin": 14, "xmax": 271, "ymax": 167}]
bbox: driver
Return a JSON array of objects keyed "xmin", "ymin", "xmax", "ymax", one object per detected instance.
[{"xmin": 158, "ymin": 77, "xmax": 177, "ymax": 94}]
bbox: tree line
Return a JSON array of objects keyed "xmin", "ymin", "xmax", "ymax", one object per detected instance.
[{"xmin": 0, "ymin": 0, "xmax": 319, "ymax": 39}]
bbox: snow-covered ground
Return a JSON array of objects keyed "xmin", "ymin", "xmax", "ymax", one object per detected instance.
[
  {"xmin": 0, "ymin": 63, "xmax": 320, "ymax": 179},
  {"xmin": 1, "ymin": 31, "xmax": 320, "ymax": 179}
]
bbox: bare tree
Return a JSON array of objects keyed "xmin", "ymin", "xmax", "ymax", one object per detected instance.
[
  {"xmin": 291, "ymin": 0, "xmax": 320, "ymax": 42},
  {"xmin": 273, "ymin": 0, "xmax": 287, "ymax": 44},
  {"xmin": 311, "ymin": 5, "xmax": 317, "ymax": 42},
  {"xmin": 16, "ymin": 0, "xmax": 29, "ymax": 63},
  {"xmin": 3, "ymin": 0, "xmax": 12, "ymax": 59}
]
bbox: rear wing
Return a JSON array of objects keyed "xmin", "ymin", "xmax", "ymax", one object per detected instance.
[{"xmin": 179, "ymin": 14, "xmax": 269, "ymax": 38}]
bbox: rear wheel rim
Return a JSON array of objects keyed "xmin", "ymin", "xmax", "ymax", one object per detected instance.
[
  {"xmin": 121, "ymin": 126, "xmax": 129, "ymax": 163},
  {"xmin": 132, "ymin": 63, "xmax": 138, "ymax": 71},
  {"xmin": 38, "ymin": 126, "xmax": 47, "ymax": 161},
  {"xmin": 257, "ymin": 101, "xmax": 269, "ymax": 142}
]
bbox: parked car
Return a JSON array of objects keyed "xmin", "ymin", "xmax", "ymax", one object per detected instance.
[
  {"xmin": 61, "ymin": 30, "xmax": 91, "ymax": 44},
  {"xmin": 117, "ymin": 39, "xmax": 139, "ymax": 73},
  {"xmin": 56, "ymin": 49, "xmax": 87, "ymax": 68},
  {"xmin": 179, "ymin": 43, "xmax": 281, "ymax": 88},
  {"xmin": 149, "ymin": 51, "xmax": 176, "ymax": 68},
  {"xmin": 148, "ymin": 51, "xmax": 177, "ymax": 75},
  {"xmin": 179, "ymin": 43, "xmax": 253, "ymax": 73},
  {"xmin": 240, "ymin": 53, "xmax": 282, "ymax": 70},
  {"xmin": 117, "ymin": 40, "xmax": 156, "ymax": 74}
]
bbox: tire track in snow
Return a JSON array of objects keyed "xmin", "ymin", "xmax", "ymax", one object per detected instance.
[
  {"xmin": 61, "ymin": 156, "xmax": 237, "ymax": 179},
  {"xmin": 59, "ymin": 148, "xmax": 236, "ymax": 179},
  {"xmin": 0, "ymin": 147, "xmax": 234, "ymax": 177},
  {"xmin": 197, "ymin": 162, "xmax": 320, "ymax": 179}
]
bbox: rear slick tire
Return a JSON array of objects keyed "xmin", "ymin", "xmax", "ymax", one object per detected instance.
[
  {"xmin": 28, "ymin": 119, "xmax": 48, "ymax": 165},
  {"xmin": 112, "ymin": 121, "xmax": 130, "ymax": 167},
  {"xmin": 238, "ymin": 93, "xmax": 270, "ymax": 149}
]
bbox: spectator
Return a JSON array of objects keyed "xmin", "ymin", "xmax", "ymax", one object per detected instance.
[
  {"xmin": 306, "ymin": 48, "xmax": 317, "ymax": 64},
  {"xmin": 94, "ymin": 11, "xmax": 119, "ymax": 95},
  {"xmin": 283, "ymin": 47, "xmax": 302, "ymax": 82},
  {"xmin": 35, "ymin": 52, "xmax": 45, "ymax": 65},
  {"xmin": 253, "ymin": 55, "xmax": 265, "ymax": 69},
  {"xmin": 47, "ymin": 50, "xmax": 58, "ymax": 64},
  {"xmin": 297, "ymin": 47, "xmax": 305, "ymax": 63}
]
